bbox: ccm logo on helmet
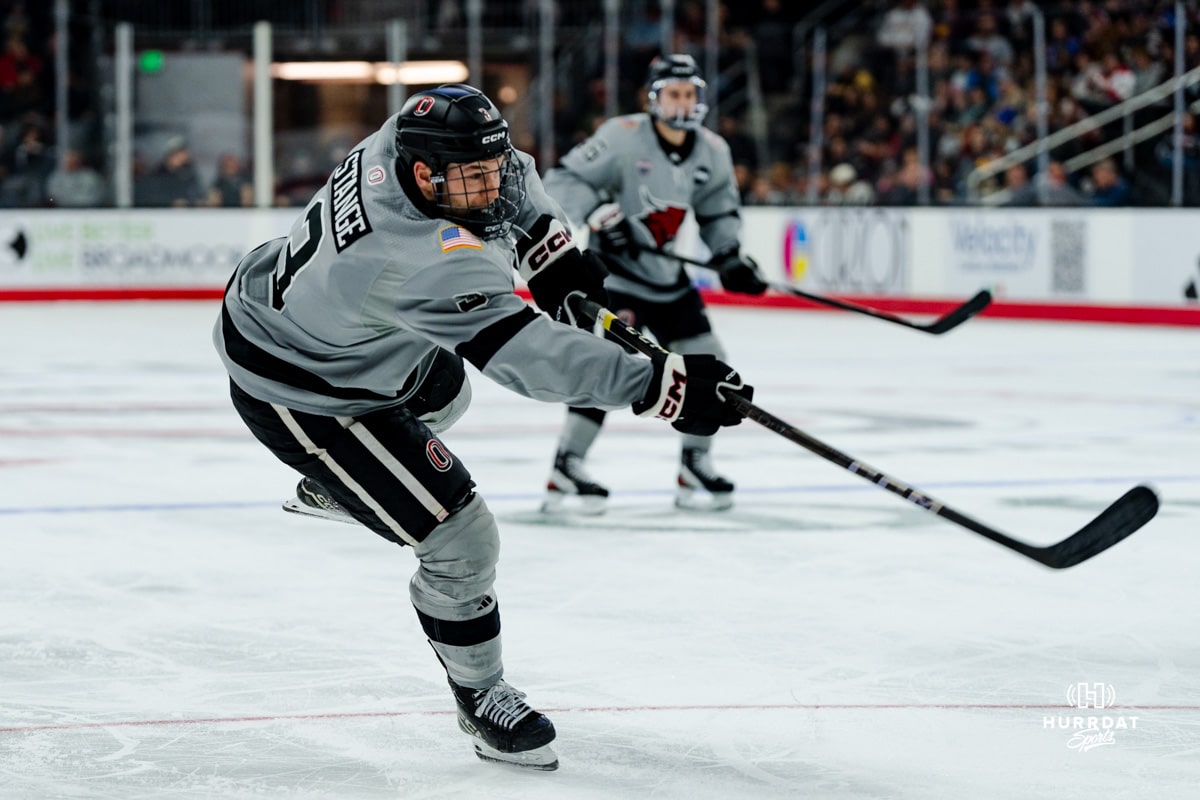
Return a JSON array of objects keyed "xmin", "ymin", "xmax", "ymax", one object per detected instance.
[{"xmin": 481, "ymin": 131, "xmax": 506, "ymax": 144}]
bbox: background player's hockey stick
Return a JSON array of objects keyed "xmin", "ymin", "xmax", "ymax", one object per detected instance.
[
  {"xmin": 570, "ymin": 294, "xmax": 1159, "ymax": 569},
  {"xmin": 640, "ymin": 247, "xmax": 991, "ymax": 334}
]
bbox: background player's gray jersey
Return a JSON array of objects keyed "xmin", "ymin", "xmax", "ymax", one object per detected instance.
[
  {"xmin": 215, "ymin": 113, "xmax": 652, "ymax": 417},
  {"xmin": 543, "ymin": 113, "xmax": 741, "ymax": 302}
]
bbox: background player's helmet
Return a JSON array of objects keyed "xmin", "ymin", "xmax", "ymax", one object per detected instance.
[
  {"xmin": 396, "ymin": 84, "xmax": 526, "ymax": 240},
  {"xmin": 646, "ymin": 54, "xmax": 709, "ymax": 130}
]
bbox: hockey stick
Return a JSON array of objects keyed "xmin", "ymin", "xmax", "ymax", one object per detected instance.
[
  {"xmin": 641, "ymin": 247, "xmax": 991, "ymax": 334},
  {"xmin": 571, "ymin": 295, "xmax": 1159, "ymax": 569},
  {"xmin": 770, "ymin": 284, "xmax": 992, "ymax": 335}
]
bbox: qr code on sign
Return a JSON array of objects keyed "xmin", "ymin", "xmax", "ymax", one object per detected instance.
[{"xmin": 1051, "ymin": 219, "xmax": 1085, "ymax": 294}]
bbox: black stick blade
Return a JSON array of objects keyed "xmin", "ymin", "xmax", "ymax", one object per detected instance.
[
  {"xmin": 1035, "ymin": 485, "xmax": 1160, "ymax": 569},
  {"xmin": 924, "ymin": 289, "xmax": 993, "ymax": 334}
]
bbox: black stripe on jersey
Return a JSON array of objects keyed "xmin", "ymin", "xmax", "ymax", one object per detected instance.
[
  {"xmin": 695, "ymin": 209, "xmax": 740, "ymax": 225},
  {"xmin": 415, "ymin": 603, "xmax": 501, "ymax": 647},
  {"xmin": 455, "ymin": 306, "xmax": 538, "ymax": 371},
  {"xmin": 222, "ymin": 302, "xmax": 407, "ymax": 401}
]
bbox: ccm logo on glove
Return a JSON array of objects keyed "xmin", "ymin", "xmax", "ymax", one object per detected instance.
[
  {"xmin": 527, "ymin": 230, "xmax": 571, "ymax": 272},
  {"xmin": 654, "ymin": 367, "xmax": 687, "ymax": 419},
  {"xmin": 516, "ymin": 215, "xmax": 574, "ymax": 280}
]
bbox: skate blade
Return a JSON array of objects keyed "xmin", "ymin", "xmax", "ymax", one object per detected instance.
[
  {"xmin": 281, "ymin": 498, "xmax": 360, "ymax": 526},
  {"xmin": 472, "ymin": 741, "xmax": 559, "ymax": 771},
  {"xmin": 674, "ymin": 488, "xmax": 734, "ymax": 512},
  {"xmin": 539, "ymin": 491, "xmax": 607, "ymax": 516}
]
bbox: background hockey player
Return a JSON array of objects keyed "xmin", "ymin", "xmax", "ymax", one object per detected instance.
[
  {"xmin": 540, "ymin": 53, "xmax": 768, "ymax": 515},
  {"xmin": 213, "ymin": 84, "xmax": 751, "ymax": 770}
]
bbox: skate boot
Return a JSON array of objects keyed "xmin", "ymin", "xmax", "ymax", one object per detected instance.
[
  {"xmin": 540, "ymin": 450, "xmax": 609, "ymax": 515},
  {"xmin": 282, "ymin": 477, "xmax": 358, "ymax": 525},
  {"xmin": 450, "ymin": 678, "xmax": 558, "ymax": 770},
  {"xmin": 676, "ymin": 448, "xmax": 734, "ymax": 511}
]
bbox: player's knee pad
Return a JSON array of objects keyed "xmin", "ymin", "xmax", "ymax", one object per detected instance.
[
  {"xmin": 409, "ymin": 493, "xmax": 499, "ymax": 614},
  {"xmin": 406, "ymin": 348, "xmax": 471, "ymax": 434},
  {"xmin": 666, "ymin": 331, "xmax": 725, "ymax": 361}
]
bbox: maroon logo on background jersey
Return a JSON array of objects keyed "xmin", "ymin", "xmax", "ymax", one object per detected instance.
[
  {"xmin": 634, "ymin": 186, "xmax": 687, "ymax": 248},
  {"xmin": 639, "ymin": 206, "xmax": 687, "ymax": 248}
]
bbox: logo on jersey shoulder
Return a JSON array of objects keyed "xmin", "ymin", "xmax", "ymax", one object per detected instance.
[
  {"xmin": 440, "ymin": 226, "xmax": 483, "ymax": 252},
  {"xmin": 636, "ymin": 159, "xmax": 653, "ymax": 175},
  {"xmin": 454, "ymin": 291, "xmax": 488, "ymax": 312},
  {"xmin": 576, "ymin": 138, "xmax": 607, "ymax": 162},
  {"xmin": 330, "ymin": 149, "xmax": 372, "ymax": 253},
  {"xmin": 634, "ymin": 186, "xmax": 688, "ymax": 248},
  {"xmin": 366, "ymin": 166, "xmax": 386, "ymax": 185},
  {"xmin": 693, "ymin": 166, "xmax": 711, "ymax": 185}
]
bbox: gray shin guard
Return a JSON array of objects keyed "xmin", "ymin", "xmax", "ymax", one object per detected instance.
[
  {"xmin": 410, "ymin": 493, "xmax": 503, "ymax": 689},
  {"xmin": 667, "ymin": 332, "xmax": 725, "ymax": 455}
]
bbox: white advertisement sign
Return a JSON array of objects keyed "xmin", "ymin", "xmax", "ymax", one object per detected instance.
[
  {"xmin": 936, "ymin": 210, "xmax": 1066, "ymax": 299},
  {"xmin": 914, "ymin": 208, "xmax": 1135, "ymax": 303},
  {"xmin": 740, "ymin": 207, "xmax": 912, "ymax": 296},
  {"xmin": 1130, "ymin": 210, "xmax": 1200, "ymax": 305},
  {"xmin": 0, "ymin": 209, "xmax": 295, "ymax": 288},
  {"xmin": 0, "ymin": 207, "xmax": 1191, "ymax": 311}
]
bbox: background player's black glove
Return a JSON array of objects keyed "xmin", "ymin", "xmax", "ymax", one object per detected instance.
[
  {"xmin": 517, "ymin": 215, "xmax": 610, "ymax": 328},
  {"xmin": 587, "ymin": 202, "xmax": 640, "ymax": 259},
  {"xmin": 712, "ymin": 249, "xmax": 768, "ymax": 295},
  {"xmin": 632, "ymin": 353, "xmax": 752, "ymax": 436}
]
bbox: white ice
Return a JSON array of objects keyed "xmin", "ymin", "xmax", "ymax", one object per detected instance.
[{"xmin": 1, "ymin": 300, "xmax": 1198, "ymax": 799}]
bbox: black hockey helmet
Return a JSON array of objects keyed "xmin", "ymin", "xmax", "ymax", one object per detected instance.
[
  {"xmin": 396, "ymin": 84, "xmax": 526, "ymax": 240},
  {"xmin": 646, "ymin": 54, "xmax": 708, "ymax": 130}
]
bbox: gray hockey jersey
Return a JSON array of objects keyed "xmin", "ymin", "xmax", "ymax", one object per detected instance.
[
  {"xmin": 214, "ymin": 113, "xmax": 653, "ymax": 418},
  {"xmin": 543, "ymin": 113, "xmax": 742, "ymax": 301}
]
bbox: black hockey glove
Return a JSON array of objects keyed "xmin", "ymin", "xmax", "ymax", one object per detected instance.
[
  {"xmin": 712, "ymin": 249, "xmax": 768, "ymax": 296},
  {"xmin": 587, "ymin": 202, "xmax": 640, "ymax": 259},
  {"xmin": 517, "ymin": 215, "xmax": 610, "ymax": 328},
  {"xmin": 632, "ymin": 353, "xmax": 753, "ymax": 436}
]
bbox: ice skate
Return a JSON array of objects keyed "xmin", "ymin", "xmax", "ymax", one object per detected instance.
[
  {"xmin": 540, "ymin": 450, "xmax": 609, "ymax": 515},
  {"xmin": 450, "ymin": 678, "xmax": 558, "ymax": 771},
  {"xmin": 675, "ymin": 448, "xmax": 734, "ymax": 511},
  {"xmin": 282, "ymin": 477, "xmax": 358, "ymax": 525}
]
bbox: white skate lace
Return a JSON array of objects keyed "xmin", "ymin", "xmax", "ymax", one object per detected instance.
[{"xmin": 474, "ymin": 681, "xmax": 535, "ymax": 730}]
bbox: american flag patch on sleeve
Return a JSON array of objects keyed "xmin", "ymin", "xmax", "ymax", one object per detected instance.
[{"xmin": 440, "ymin": 226, "xmax": 483, "ymax": 252}]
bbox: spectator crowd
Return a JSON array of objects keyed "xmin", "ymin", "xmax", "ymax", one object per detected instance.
[{"xmin": 3, "ymin": 0, "xmax": 1198, "ymax": 209}]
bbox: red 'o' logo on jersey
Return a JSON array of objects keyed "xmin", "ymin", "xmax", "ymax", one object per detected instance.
[
  {"xmin": 414, "ymin": 96, "xmax": 435, "ymax": 116},
  {"xmin": 426, "ymin": 440, "xmax": 453, "ymax": 472}
]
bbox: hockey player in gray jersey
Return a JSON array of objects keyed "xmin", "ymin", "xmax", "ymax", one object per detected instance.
[
  {"xmin": 540, "ymin": 54, "xmax": 769, "ymax": 514},
  {"xmin": 213, "ymin": 84, "xmax": 751, "ymax": 770}
]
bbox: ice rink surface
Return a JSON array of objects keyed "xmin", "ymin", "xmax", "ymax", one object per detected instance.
[{"xmin": 1, "ymin": 299, "xmax": 1198, "ymax": 799}]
